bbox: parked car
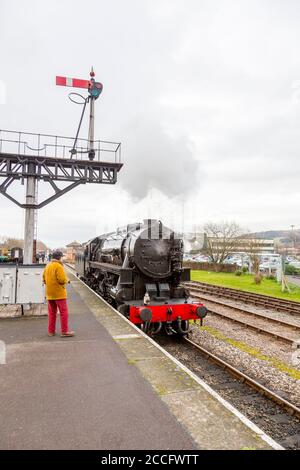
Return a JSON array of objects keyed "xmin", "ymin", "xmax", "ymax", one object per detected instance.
[{"xmin": 289, "ymin": 261, "xmax": 300, "ymax": 269}]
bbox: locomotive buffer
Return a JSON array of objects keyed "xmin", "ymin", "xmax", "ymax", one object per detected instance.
[{"xmin": 0, "ymin": 69, "xmax": 122, "ymax": 265}]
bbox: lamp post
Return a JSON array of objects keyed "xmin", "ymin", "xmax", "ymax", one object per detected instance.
[{"xmin": 291, "ymin": 224, "xmax": 297, "ymax": 251}]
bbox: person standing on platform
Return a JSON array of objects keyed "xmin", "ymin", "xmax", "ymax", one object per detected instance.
[{"xmin": 43, "ymin": 250, "xmax": 75, "ymax": 338}]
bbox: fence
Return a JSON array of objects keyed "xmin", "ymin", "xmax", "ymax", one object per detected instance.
[{"xmin": 183, "ymin": 262, "xmax": 238, "ymax": 273}]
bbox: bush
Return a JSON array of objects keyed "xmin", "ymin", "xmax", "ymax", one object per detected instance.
[
  {"xmin": 265, "ymin": 274, "xmax": 276, "ymax": 280},
  {"xmin": 285, "ymin": 264, "xmax": 300, "ymax": 276},
  {"xmin": 242, "ymin": 266, "xmax": 248, "ymax": 273},
  {"xmin": 235, "ymin": 270, "xmax": 242, "ymax": 276},
  {"xmin": 254, "ymin": 274, "xmax": 263, "ymax": 285}
]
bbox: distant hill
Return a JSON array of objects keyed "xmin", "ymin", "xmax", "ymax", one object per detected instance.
[{"xmin": 248, "ymin": 230, "xmax": 300, "ymax": 243}]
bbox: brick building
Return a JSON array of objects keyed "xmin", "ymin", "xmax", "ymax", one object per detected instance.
[{"xmin": 66, "ymin": 241, "xmax": 82, "ymax": 263}]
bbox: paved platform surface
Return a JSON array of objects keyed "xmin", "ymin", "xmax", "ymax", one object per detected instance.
[
  {"xmin": 0, "ymin": 272, "xmax": 278, "ymax": 450},
  {"xmin": 0, "ymin": 283, "xmax": 196, "ymax": 450}
]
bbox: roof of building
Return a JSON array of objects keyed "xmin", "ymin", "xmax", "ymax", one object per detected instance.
[{"xmin": 66, "ymin": 241, "xmax": 82, "ymax": 248}]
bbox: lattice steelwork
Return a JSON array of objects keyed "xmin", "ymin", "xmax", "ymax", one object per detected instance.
[{"xmin": 0, "ymin": 130, "xmax": 122, "ymax": 209}]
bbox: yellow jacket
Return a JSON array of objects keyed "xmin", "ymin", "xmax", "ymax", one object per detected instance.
[{"xmin": 43, "ymin": 260, "xmax": 68, "ymax": 300}]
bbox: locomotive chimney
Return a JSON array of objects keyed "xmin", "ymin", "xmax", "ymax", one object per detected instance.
[
  {"xmin": 143, "ymin": 219, "xmax": 160, "ymax": 239},
  {"xmin": 143, "ymin": 219, "xmax": 158, "ymax": 226}
]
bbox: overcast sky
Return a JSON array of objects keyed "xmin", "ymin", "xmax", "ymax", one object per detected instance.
[{"xmin": 1, "ymin": 0, "xmax": 300, "ymax": 247}]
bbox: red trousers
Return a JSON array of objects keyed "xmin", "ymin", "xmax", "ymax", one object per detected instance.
[{"xmin": 48, "ymin": 299, "xmax": 69, "ymax": 334}]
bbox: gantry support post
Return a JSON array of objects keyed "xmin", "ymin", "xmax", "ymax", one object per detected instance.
[{"xmin": 23, "ymin": 165, "xmax": 37, "ymax": 264}]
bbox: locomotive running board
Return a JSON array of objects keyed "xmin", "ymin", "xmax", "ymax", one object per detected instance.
[{"xmin": 88, "ymin": 260, "xmax": 121, "ymax": 274}]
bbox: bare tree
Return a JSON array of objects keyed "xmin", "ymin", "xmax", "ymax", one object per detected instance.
[
  {"xmin": 0, "ymin": 236, "xmax": 49, "ymax": 252},
  {"xmin": 289, "ymin": 226, "xmax": 298, "ymax": 249},
  {"xmin": 203, "ymin": 221, "xmax": 243, "ymax": 265},
  {"xmin": 246, "ymin": 236, "xmax": 261, "ymax": 274}
]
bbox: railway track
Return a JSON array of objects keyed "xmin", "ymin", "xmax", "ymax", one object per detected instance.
[
  {"xmin": 188, "ymin": 290, "xmax": 300, "ymax": 346},
  {"xmin": 66, "ymin": 264, "xmax": 300, "ymax": 448},
  {"xmin": 185, "ymin": 281, "xmax": 300, "ymax": 316},
  {"xmin": 156, "ymin": 335, "xmax": 300, "ymax": 449},
  {"xmin": 67, "ymin": 263, "xmax": 300, "ymax": 344},
  {"xmin": 184, "ymin": 336, "xmax": 300, "ymax": 419}
]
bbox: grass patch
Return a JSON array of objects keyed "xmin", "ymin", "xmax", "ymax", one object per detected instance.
[
  {"xmin": 191, "ymin": 270, "xmax": 300, "ymax": 302},
  {"xmin": 127, "ymin": 359, "xmax": 137, "ymax": 366},
  {"xmin": 199, "ymin": 325, "xmax": 300, "ymax": 380},
  {"xmin": 156, "ymin": 385, "xmax": 168, "ymax": 396}
]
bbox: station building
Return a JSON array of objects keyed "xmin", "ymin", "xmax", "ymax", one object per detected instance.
[
  {"xmin": 66, "ymin": 241, "xmax": 83, "ymax": 263},
  {"xmin": 207, "ymin": 237, "xmax": 275, "ymax": 255}
]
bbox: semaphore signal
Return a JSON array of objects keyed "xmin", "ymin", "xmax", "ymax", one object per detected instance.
[{"xmin": 56, "ymin": 67, "xmax": 103, "ymax": 161}]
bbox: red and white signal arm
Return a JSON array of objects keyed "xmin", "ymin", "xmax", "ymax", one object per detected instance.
[{"xmin": 56, "ymin": 76, "xmax": 90, "ymax": 89}]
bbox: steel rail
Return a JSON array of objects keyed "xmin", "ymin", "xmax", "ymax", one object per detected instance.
[
  {"xmin": 186, "ymin": 281, "xmax": 300, "ymax": 308},
  {"xmin": 188, "ymin": 289, "xmax": 300, "ymax": 330},
  {"xmin": 184, "ymin": 336, "xmax": 300, "ymax": 419},
  {"xmin": 204, "ymin": 308, "xmax": 297, "ymax": 345},
  {"xmin": 185, "ymin": 281, "xmax": 300, "ymax": 315}
]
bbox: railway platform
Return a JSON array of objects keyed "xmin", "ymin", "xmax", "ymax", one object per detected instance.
[{"xmin": 0, "ymin": 271, "xmax": 281, "ymax": 450}]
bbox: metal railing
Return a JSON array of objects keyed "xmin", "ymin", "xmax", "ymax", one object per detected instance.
[{"xmin": 0, "ymin": 129, "xmax": 121, "ymax": 164}]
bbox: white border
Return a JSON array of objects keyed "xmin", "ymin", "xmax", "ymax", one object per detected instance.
[{"xmin": 69, "ymin": 269, "xmax": 284, "ymax": 450}]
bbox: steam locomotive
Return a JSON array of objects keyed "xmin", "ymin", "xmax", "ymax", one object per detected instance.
[{"xmin": 75, "ymin": 219, "xmax": 207, "ymax": 335}]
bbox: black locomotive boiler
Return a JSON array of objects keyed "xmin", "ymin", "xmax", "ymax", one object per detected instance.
[{"xmin": 75, "ymin": 219, "xmax": 207, "ymax": 335}]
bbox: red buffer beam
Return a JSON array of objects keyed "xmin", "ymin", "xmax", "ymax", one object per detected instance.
[{"xmin": 56, "ymin": 76, "xmax": 90, "ymax": 89}]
